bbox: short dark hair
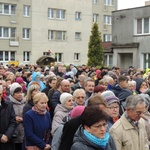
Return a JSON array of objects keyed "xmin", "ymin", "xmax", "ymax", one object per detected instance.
[
  {"xmin": 118, "ymin": 75, "xmax": 128, "ymax": 83},
  {"xmin": 82, "ymin": 105, "xmax": 108, "ymax": 127},
  {"xmin": 14, "ymin": 87, "xmax": 22, "ymax": 94}
]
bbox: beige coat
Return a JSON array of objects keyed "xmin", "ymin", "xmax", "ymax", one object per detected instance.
[{"xmin": 109, "ymin": 113, "xmax": 149, "ymax": 150}]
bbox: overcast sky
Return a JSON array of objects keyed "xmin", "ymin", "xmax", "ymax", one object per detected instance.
[{"xmin": 118, "ymin": 0, "xmax": 146, "ymax": 10}]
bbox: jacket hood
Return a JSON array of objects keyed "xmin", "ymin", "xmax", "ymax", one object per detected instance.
[{"xmin": 32, "ymin": 72, "xmax": 41, "ymax": 81}]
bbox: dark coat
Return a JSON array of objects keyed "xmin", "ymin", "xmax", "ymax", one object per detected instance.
[
  {"xmin": 112, "ymin": 83, "xmax": 122, "ymax": 97},
  {"xmin": 51, "ymin": 90, "xmax": 61, "ymax": 109},
  {"xmin": 71, "ymin": 126, "xmax": 116, "ymax": 150},
  {"xmin": 0, "ymin": 99, "xmax": 17, "ymax": 150},
  {"xmin": 23, "ymin": 99, "xmax": 34, "ymax": 117},
  {"xmin": 59, "ymin": 116, "xmax": 82, "ymax": 150},
  {"xmin": 71, "ymin": 82, "xmax": 83, "ymax": 92}
]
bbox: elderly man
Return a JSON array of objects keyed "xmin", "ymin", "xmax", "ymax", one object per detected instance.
[
  {"xmin": 0, "ymin": 85, "xmax": 16, "ymax": 150},
  {"xmin": 73, "ymin": 89, "xmax": 86, "ymax": 106},
  {"xmin": 109, "ymin": 95, "xmax": 149, "ymax": 150}
]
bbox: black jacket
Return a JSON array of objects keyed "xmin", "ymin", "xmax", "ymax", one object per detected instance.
[
  {"xmin": 0, "ymin": 99, "xmax": 16, "ymax": 150},
  {"xmin": 59, "ymin": 116, "xmax": 82, "ymax": 150}
]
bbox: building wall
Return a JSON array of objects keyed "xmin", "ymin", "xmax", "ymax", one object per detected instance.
[
  {"xmin": 112, "ymin": 6, "xmax": 150, "ymax": 69},
  {"xmin": 0, "ymin": 0, "xmax": 117, "ymax": 66}
]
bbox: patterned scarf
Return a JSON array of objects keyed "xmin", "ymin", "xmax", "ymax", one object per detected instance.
[
  {"xmin": 32, "ymin": 105, "xmax": 47, "ymax": 115},
  {"xmin": 83, "ymin": 129, "xmax": 110, "ymax": 149}
]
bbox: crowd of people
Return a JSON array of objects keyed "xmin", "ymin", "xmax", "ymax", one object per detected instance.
[{"xmin": 0, "ymin": 63, "xmax": 150, "ymax": 150}]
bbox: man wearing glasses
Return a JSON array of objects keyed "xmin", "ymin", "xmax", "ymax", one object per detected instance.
[{"xmin": 109, "ymin": 95, "xmax": 149, "ymax": 150}]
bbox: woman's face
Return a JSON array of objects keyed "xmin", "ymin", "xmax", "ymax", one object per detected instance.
[
  {"xmin": 64, "ymin": 97, "xmax": 74, "ymax": 110},
  {"xmin": 106, "ymin": 102, "xmax": 119, "ymax": 118},
  {"xmin": 35, "ymin": 98, "xmax": 47, "ymax": 111},
  {"xmin": 85, "ymin": 120, "xmax": 107, "ymax": 139},
  {"xmin": 31, "ymin": 89, "xmax": 40, "ymax": 98},
  {"xmin": 13, "ymin": 91, "xmax": 23, "ymax": 101}
]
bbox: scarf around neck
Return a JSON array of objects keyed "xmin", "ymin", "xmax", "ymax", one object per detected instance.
[
  {"xmin": 83, "ymin": 129, "xmax": 110, "ymax": 149},
  {"xmin": 32, "ymin": 105, "xmax": 47, "ymax": 115}
]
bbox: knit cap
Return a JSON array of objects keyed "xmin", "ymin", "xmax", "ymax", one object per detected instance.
[
  {"xmin": 16, "ymin": 77, "xmax": 24, "ymax": 84},
  {"xmin": 10, "ymin": 82, "xmax": 22, "ymax": 95},
  {"xmin": 60, "ymin": 92, "xmax": 73, "ymax": 104},
  {"xmin": 70, "ymin": 106, "xmax": 85, "ymax": 118},
  {"xmin": 101, "ymin": 91, "xmax": 115, "ymax": 100},
  {"xmin": 104, "ymin": 95, "xmax": 119, "ymax": 105}
]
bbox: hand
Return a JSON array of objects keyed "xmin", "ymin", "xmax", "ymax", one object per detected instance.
[
  {"xmin": 1, "ymin": 134, "xmax": 8, "ymax": 143},
  {"xmin": 16, "ymin": 116, "xmax": 23, "ymax": 123},
  {"xmin": 44, "ymin": 144, "xmax": 51, "ymax": 150}
]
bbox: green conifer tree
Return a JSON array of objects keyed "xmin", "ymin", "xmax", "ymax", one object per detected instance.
[{"xmin": 87, "ymin": 22, "xmax": 104, "ymax": 66}]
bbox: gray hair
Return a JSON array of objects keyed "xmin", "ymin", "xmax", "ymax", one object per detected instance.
[
  {"xmin": 126, "ymin": 95, "xmax": 146, "ymax": 110},
  {"xmin": 73, "ymin": 89, "xmax": 86, "ymax": 97},
  {"xmin": 84, "ymin": 77, "xmax": 95, "ymax": 87}
]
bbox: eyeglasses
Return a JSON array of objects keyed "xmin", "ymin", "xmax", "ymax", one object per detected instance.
[
  {"xmin": 76, "ymin": 96, "xmax": 85, "ymax": 99},
  {"xmin": 107, "ymin": 106, "xmax": 119, "ymax": 110},
  {"xmin": 133, "ymin": 110, "xmax": 148, "ymax": 115},
  {"xmin": 91, "ymin": 123, "xmax": 108, "ymax": 129}
]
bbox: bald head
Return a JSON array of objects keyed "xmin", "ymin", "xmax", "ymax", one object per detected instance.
[{"xmin": 61, "ymin": 79, "xmax": 71, "ymax": 93}]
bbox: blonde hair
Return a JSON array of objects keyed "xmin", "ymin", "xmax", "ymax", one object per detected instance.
[
  {"xmin": 33, "ymin": 93, "xmax": 48, "ymax": 104},
  {"xmin": 26, "ymin": 84, "xmax": 40, "ymax": 101}
]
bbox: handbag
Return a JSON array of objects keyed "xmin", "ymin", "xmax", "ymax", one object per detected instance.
[{"xmin": 26, "ymin": 146, "xmax": 41, "ymax": 150}]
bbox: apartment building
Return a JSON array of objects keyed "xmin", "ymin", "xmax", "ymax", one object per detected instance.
[
  {"xmin": 112, "ymin": 4, "xmax": 150, "ymax": 69},
  {"xmin": 0, "ymin": 0, "xmax": 117, "ymax": 66}
]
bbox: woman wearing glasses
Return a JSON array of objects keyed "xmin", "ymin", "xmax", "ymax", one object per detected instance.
[{"xmin": 71, "ymin": 106, "xmax": 116, "ymax": 150}]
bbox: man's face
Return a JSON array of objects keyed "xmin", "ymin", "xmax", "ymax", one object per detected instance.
[
  {"xmin": 84, "ymin": 81, "xmax": 95, "ymax": 93},
  {"xmin": 49, "ymin": 80, "xmax": 57, "ymax": 88},
  {"xmin": 120, "ymin": 80, "xmax": 128, "ymax": 89},
  {"xmin": 61, "ymin": 81, "xmax": 70, "ymax": 93},
  {"xmin": 74, "ymin": 91, "xmax": 86, "ymax": 105},
  {"xmin": 127, "ymin": 102, "xmax": 147, "ymax": 121}
]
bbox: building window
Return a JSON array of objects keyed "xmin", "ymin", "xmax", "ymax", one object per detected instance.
[
  {"xmin": 48, "ymin": 8, "xmax": 54, "ymax": 18},
  {"xmin": 103, "ymin": 34, "xmax": 112, "ymax": 42},
  {"xmin": 56, "ymin": 9, "xmax": 65, "ymax": 19},
  {"xmin": 74, "ymin": 53, "xmax": 80, "ymax": 61},
  {"xmin": 104, "ymin": 54, "xmax": 113, "ymax": 67},
  {"xmin": 0, "ymin": 3, "xmax": 16, "ymax": 15},
  {"xmin": 93, "ymin": 0, "xmax": 99, "ymax": 4},
  {"xmin": 143, "ymin": 53, "xmax": 150, "ymax": 69},
  {"xmin": 104, "ymin": 0, "xmax": 114, "ymax": 5},
  {"xmin": 104, "ymin": 15, "xmax": 112, "ymax": 25},
  {"xmin": 0, "ymin": 51, "xmax": 15, "ymax": 61},
  {"xmin": 23, "ymin": 51, "xmax": 30, "ymax": 61},
  {"xmin": 0, "ymin": 27, "xmax": 16, "ymax": 38},
  {"xmin": 75, "ymin": 32, "xmax": 81, "ymax": 40},
  {"xmin": 75, "ymin": 12, "xmax": 81, "ymax": 20},
  {"xmin": 48, "ymin": 30, "xmax": 66, "ymax": 41},
  {"xmin": 93, "ymin": 14, "xmax": 99, "ymax": 22},
  {"xmin": 23, "ymin": 28, "xmax": 30, "ymax": 39},
  {"xmin": 55, "ymin": 53, "xmax": 63, "ymax": 62},
  {"xmin": 136, "ymin": 18, "xmax": 150, "ymax": 35},
  {"xmin": 23, "ymin": 5, "xmax": 30, "ymax": 17}
]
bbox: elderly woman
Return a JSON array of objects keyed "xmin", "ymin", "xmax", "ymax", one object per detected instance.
[
  {"xmin": 71, "ymin": 106, "xmax": 116, "ymax": 150},
  {"xmin": 51, "ymin": 92, "xmax": 74, "ymax": 135},
  {"xmin": 23, "ymin": 84, "xmax": 40, "ymax": 116},
  {"xmin": 23, "ymin": 93, "xmax": 51, "ymax": 150},
  {"xmin": 9, "ymin": 82, "xmax": 26, "ymax": 150}
]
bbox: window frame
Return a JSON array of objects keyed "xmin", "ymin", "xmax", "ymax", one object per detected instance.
[
  {"xmin": 23, "ymin": 5, "xmax": 30, "ymax": 17},
  {"xmin": 23, "ymin": 28, "xmax": 30, "ymax": 39},
  {"xmin": 0, "ymin": 3, "xmax": 16, "ymax": 15},
  {"xmin": 0, "ymin": 27, "xmax": 16, "ymax": 38},
  {"xmin": 74, "ymin": 53, "xmax": 80, "ymax": 61},
  {"xmin": 0, "ymin": 51, "xmax": 15, "ymax": 62},
  {"xmin": 55, "ymin": 53, "xmax": 63, "ymax": 62},
  {"xmin": 75, "ymin": 11, "xmax": 81, "ymax": 20},
  {"xmin": 56, "ymin": 9, "xmax": 65, "ymax": 20},
  {"xmin": 23, "ymin": 51, "xmax": 30, "ymax": 62}
]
